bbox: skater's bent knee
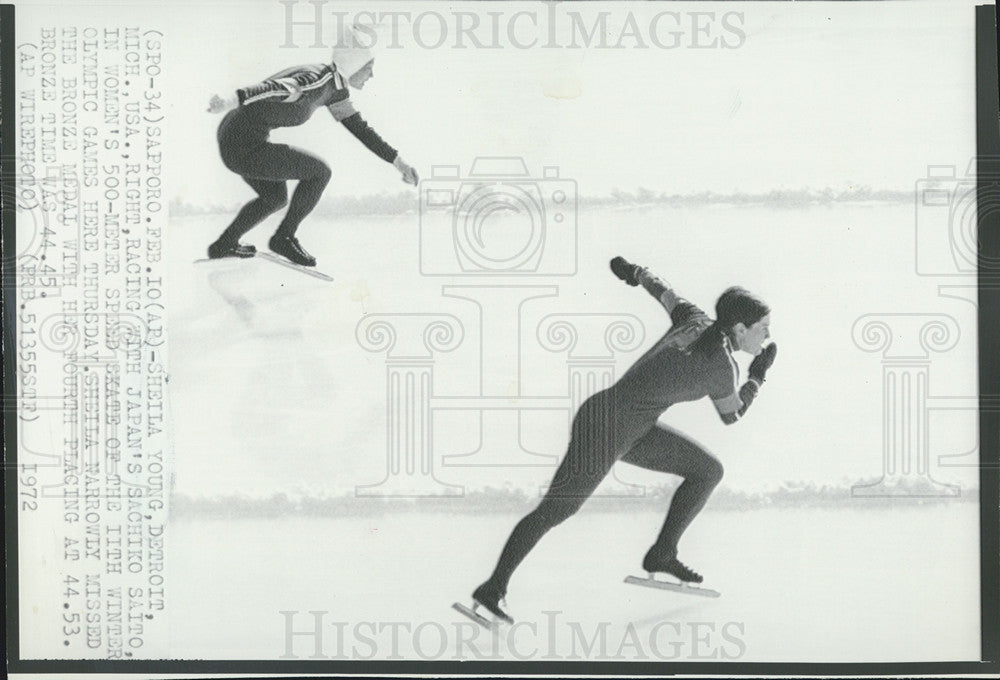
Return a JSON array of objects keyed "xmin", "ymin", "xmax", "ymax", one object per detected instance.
[
  {"xmin": 314, "ymin": 164, "xmax": 332, "ymax": 184},
  {"xmin": 535, "ymin": 497, "xmax": 584, "ymax": 526},
  {"xmin": 262, "ymin": 195, "xmax": 288, "ymax": 212},
  {"xmin": 703, "ymin": 457, "xmax": 724, "ymax": 486}
]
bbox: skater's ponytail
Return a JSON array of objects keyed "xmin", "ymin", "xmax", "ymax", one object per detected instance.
[{"xmin": 689, "ymin": 286, "xmax": 770, "ymax": 357}]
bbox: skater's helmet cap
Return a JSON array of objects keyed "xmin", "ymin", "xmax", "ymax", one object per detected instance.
[
  {"xmin": 331, "ymin": 24, "xmax": 374, "ymax": 79},
  {"xmin": 716, "ymin": 286, "xmax": 770, "ymax": 328}
]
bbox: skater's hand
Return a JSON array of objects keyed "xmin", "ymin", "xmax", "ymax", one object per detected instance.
[
  {"xmin": 610, "ymin": 256, "xmax": 641, "ymax": 286},
  {"xmin": 394, "ymin": 156, "xmax": 419, "ymax": 186},
  {"xmin": 207, "ymin": 93, "xmax": 237, "ymax": 114},
  {"xmin": 748, "ymin": 342, "xmax": 777, "ymax": 383}
]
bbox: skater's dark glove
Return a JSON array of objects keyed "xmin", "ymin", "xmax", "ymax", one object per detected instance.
[
  {"xmin": 610, "ymin": 256, "xmax": 641, "ymax": 286},
  {"xmin": 748, "ymin": 342, "xmax": 777, "ymax": 383}
]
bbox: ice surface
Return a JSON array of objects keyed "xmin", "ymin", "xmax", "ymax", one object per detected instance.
[
  {"xmin": 166, "ymin": 504, "xmax": 980, "ymax": 662},
  {"xmin": 160, "ymin": 202, "xmax": 982, "ymax": 662},
  {"xmin": 166, "ymin": 203, "xmax": 979, "ymax": 497}
]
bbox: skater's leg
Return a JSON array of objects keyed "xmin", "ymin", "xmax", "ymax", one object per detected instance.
[
  {"xmin": 483, "ymin": 450, "xmax": 610, "ymax": 596},
  {"xmin": 219, "ymin": 141, "xmax": 332, "ymax": 265},
  {"xmin": 483, "ymin": 394, "xmax": 625, "ymax": 594},
  {"xmin": 239, "ymin": 143, "xmax": 333, "ymax": 239},
  {"xmin": 214, "ymin": 177, "xmax": 288, "ymax": 247},
  {"xmin": 217, "ymin": 140, "xmax": 330, "ymax": 236},
  {"xmin": 621, "ymin": 424, "xmax": 724, "ymax": 561},
  {"xmin": 273, "ymin": 165, "xmax": 332, "ymax": 238},
  {"xmin": 248, "ymin": 143, "xmax": 331, "ymax": 264}
]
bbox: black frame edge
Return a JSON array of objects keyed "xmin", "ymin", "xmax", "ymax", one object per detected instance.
[
  {"xmin": 977, "ymin": 1, "xmax": 1000, "ymax": 666},
  {"xmin": 2, "ymin": 1, "xmax": 21, "ymax": 672}
]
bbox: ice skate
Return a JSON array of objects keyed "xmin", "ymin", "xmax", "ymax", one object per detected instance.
[
  {"xmin": 256, "ymin": 252, "xmax": 334, "ymax": 281},
  {"xmin": 452, "ymin": 583, "xmax": 513, "ymax": 630},
  {"xmin": 625, "ymin": 552, "xmax": 721, "ymax": 598},
  {"xmin": 207, "ymin": 240, "xmax": 256, "ymax": 259},
  {"xmin": 643, "ymin": 550, "xmax": 703, "ymax": 583},
  {"xmin": 268, "ymin": 234, "xmax": 317, "ymax": 267},
  {"xmin": 258, "ymin": 235, "xmax": 334, "ymax": 281}
]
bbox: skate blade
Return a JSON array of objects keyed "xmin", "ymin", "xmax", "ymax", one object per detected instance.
[
  {"xmin": 256, "ymin": 252, "xmax": 334, "ymax": 281},
  {"xmin": 624, "ymin": 574, "xmax": 721, "ymax": 598},
  {"xmin": 452, "ymin": 602, "xmax": 502, "ymax": 631},
  {"xmin": 194, "ymin": 257, "xmax": 252, "ymax": 264}
]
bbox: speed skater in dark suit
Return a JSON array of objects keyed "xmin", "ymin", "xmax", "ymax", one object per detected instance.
[
  {"xmin": 471, "ymin": 257, "xmax": 778, "ymax": 623},
  {"xmin": 204, "ymin": 33, "xmax": 418, "ymax": 267}
]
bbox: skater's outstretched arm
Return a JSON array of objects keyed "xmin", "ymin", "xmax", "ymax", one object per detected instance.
[
  {"xmin": 207, "ymin": 65, "xmax": 333, "ymax": 113},
  {"xmin": 328, "ymin": 99, "xmax": 419, "ymax": 185},
  {"xmin": 636, "ymin": 267, "xmax": 681, "ymax": 315},
  {"xmin": 610, "ymin": 256, "xmax": 683, "ymax": 316},
  {"xmin": 329, "ymin": 98, "xmax": 396, "ymax": 162},
  {"xmin": 713, "ymin": 343, "xmax": 777, "ymax": 425}
]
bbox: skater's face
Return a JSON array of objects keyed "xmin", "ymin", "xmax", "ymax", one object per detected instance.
[
  {"xmin": 734, "ymin": 314, "xmax": 771, "ymax": 356},
  {"xmin": 349, "ymin": 61, "xmax": 374, "ymax": 90}
]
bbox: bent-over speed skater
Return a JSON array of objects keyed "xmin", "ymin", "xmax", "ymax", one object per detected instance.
[
  {"xmin": 205, "ymin": 35, "xmax": 418, "ymax": 267},
  {"xmin": 458, "ymin": 256, "xmax": 778, "ymax": 626}
]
